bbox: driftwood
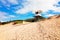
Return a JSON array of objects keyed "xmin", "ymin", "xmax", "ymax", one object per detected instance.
[{"xmin": 13, "ymin": 22, "xmax": 17, "ymax": 25}]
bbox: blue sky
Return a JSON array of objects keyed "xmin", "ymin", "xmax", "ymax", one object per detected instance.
[{"xmin": 0, "ymin": 0, "xmax": 60, "ymax": 22}]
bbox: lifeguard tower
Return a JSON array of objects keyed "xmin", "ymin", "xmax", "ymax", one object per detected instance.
[{"xmin": 34, "ymin": 10, "xmax": 43, "ymax": 21}]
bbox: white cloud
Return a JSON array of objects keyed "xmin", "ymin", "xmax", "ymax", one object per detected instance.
[
  {"xmin": 7, "ymin": 0, "xmax": 18, "ymax": 4},
  {"xmin": 0, "ymin": 12, "xmax": 8, "ymax": 19},
  {"xmin": 45, "ymin": 14, "xmax": 54, "ymax": 17},
  {"xmin": 0, "ymin": 0, "xmax": 11, "ymax": 8},
  {"xmin": 0, "ymin": 12, "xmax": 8, "ymax": 22},
  {"xmin": 16, "ymin": 0, "xmax": 60, "ymax": 14},
  {"xmin": 1, "ymin": 0, "xmax": 6, "ymax": 4},
  {"xmin": 9, "ymin": 15, "xmax": 15, "ymax": 18},
  {"xmin": 16, "ymin": 6, "xmax": 31, "ymax": 14},
  {"xmin": 0, "ymin": 11, "xmax": 16, "ymax": 22}
]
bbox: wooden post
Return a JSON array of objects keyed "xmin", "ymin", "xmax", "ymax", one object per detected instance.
[{"xmin": 0, "ymin": 22, "xmax": 2, "ymax": 25}]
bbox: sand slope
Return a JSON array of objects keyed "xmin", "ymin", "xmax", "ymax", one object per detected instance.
[{"xmin": 0, "ymin": 15, "xmax": 60, "ymax": 40}]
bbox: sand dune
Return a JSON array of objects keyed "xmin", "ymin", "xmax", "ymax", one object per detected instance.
[{"xmin": 0, "ymin": 15, "xmax": 60, "ymax": 40}]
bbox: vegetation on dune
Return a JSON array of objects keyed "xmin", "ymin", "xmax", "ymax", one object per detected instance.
[
  {"xmin": 25, "ymin": 16, "xmax": 45, "ymax": 22},
  {"xmin": 10, "ymin": 20, "xmax": 23, "ymax": 23},
  {"xmin": 0, "ymin": 20, "xmax": 23, "ymax": 25},
  {"xmin": 0, "ymin": 16, "xmax": 45, "ymax": 25},
  {"xmin": 1, "ymin": 14, "xmax": 60, "ymax": 25}
]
